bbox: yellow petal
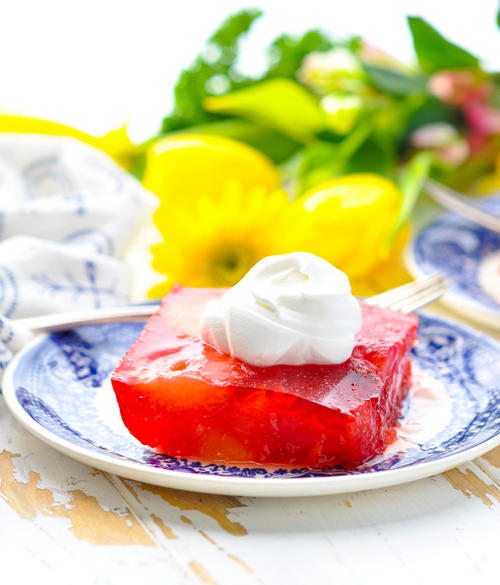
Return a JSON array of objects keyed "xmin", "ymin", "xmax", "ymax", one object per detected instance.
[
  {"xmin": 0, "ymin": 114, "xmax": 102, "ymax": 147},
  {"xmin": 98, "ymin": 125, "xmax": 144, "ymax": 170},
  {"xmin": 0, "ymin": 114, "xmax": 137, "ymax": 168},
  {"xmin": 143, "ymin": 134, "xmax": 281, "ymax": 207},
  {"xmin": 299, "ymin": 173, "xmax": 402, "ymax": 278}
]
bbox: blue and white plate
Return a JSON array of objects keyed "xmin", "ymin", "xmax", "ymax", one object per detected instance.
[
  {"xmin": 3, "ymin": 315, "xmax": 500, "ymax": 497},
  {"xmin": 407, "ymin": 196, "xmax": 500, "ymax": 330}
]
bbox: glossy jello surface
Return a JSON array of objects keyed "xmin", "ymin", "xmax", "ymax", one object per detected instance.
[{"xmin": 111, "ymin": 286, "xmax": 418, "ymax": 468}]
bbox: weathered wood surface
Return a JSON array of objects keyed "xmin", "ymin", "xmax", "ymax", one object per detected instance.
[{"xmin": 0, "ymin": 400, "xmax": 498, "ymax": 585}]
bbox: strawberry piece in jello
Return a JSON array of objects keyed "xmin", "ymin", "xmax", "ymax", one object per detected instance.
[{"xmin": 111, "ymin": 285, "xmax": 418, "ymax": 468}]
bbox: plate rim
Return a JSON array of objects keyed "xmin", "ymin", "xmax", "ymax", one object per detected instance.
[
  {"xmin": 406, "ymin": 221, "xmax": 500, "ymax": 331},
  {"xmin": 3, "ymin": 316, "xmax": 500, "ymax": 498}
]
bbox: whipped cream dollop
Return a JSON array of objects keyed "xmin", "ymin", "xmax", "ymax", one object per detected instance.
[{"xmin": 200, "ymin": 252, "xmax": 362, "ymax": 367}]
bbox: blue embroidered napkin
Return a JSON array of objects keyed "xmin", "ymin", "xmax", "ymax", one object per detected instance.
[{"xmin": 0, "ymin": 134, "xmax": 156, "ymax": 377}]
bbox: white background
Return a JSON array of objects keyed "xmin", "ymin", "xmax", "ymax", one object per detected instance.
[{"xmin": 1, "ymin": 0, "xmax": 498, "ymax": 138}]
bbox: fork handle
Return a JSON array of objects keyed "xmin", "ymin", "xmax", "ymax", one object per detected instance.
[
  {"xmin": 12, "ymin": 274, "xmax": 447, "ymax": 334},
  {"xmin": 13, "ymin": 304, "xmax": 160, "ymax": 334},
  {"xmin": 425, "ymin": 179, "xmax": 500, "ymax": 234}
]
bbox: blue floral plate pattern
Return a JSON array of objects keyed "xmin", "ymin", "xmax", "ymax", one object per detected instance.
[
  {"xmin": 408, "ymin": 196, "xmax": 500, "ymax": 329},
  {"xmin": 3, "ymin": 314, "xmax": 500, "ymax": 496}
]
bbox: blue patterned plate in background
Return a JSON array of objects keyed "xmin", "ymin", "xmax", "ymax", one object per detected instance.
[
  {"xmin": 3, "ymin": 314, "xmax": 500, "ymax": 497},
  {"xmin": 407, "ymin": 196, "xmax": 500, "ymax": 330}
]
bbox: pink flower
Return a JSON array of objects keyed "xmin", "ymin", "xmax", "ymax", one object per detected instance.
[
  {"xmin": 410, "ymin": 122, "xmax": 458, "ymax": 148},
  {"xmin": 464, "ymin": 101, "xmax": 500, "ymax": 137},
  {"xmin": 410, "ymin": 122, "xmax": 469, "ymax": 165},
  {"xmin": 428, "ymin": 70, "xmax": 489, "ymax": 106},
  {"xmin": 429, "ymin": 69, "xmax": 500, "ymax": 155}
]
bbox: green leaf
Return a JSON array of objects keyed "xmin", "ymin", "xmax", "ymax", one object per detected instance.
[
  {"xmin": 171, "ymin": 119, "xmax": 301, "ymax": 163},
  {"xmin": 292, "ymin": 120, "xmax": 373, "ymax": 195},
  {"xmin": 209, "ymin": 8, "xmax": 262, "ymax": 46},
  {"xmin": 392, "ymin": 151, "xmax": 433, "ymax": 237},
  {"xmin": 162, "ymin": 9, "xmax": 262, "ymax": 133},
  {"xmin": 293, "ymin": 141, "xmax": 340, "ymax": 194},
  {"xmin": 408, "ymin": 16, "xmax": 479, "ymax": 73},
  {"xmin": 345, "ymin": 138, "xmax": 394, "ymax": 175},
  {"xmin": 334, "ymin": 118, "xmax": 373, "ymax": 162},
  {"xmin": 363, "ymin": 64, "xmax": 427, "ymax": 96},
  {"xmin": 265, "ymin": 30, "xmax": 333, "ymax": 79},
  {"xmin": 203, "ymin": 79, "xmax": 326, "ymax": 143}
]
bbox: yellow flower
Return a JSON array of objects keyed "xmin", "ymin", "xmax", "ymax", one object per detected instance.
[
  {"xmin": 349, "ymin": 227, "xmax": 411, "ymax": 296},
  {"xmin": 97, "ymin": 124, "xmax": 145, "ymax": 170},
  {"xmin": 143, "ymin": 134, "xmax": 281, "ymax": 206},
  {"xmin": 149, "ymin": 182, "xmax": 302, "ymax": 297},
  {"xmin": 0, "ymin": 114, "xmax": 141, "ymax": 170},
  {"xmin": 299, "ymin": 174, "xmax": 403, "ymax": 278},
  {"xmin": 0, "ymin": 113, "xmax": 105, "ymax": 146},
  {"xmin": 149, "ymin": 173, "xmax": 409, "ymax": 298}
]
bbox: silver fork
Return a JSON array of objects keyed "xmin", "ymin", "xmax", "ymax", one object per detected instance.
[
  {"xmin": 364, "ymin": 273, "xmax": 448, "ymax": 313},
  {"xmin": 13, "ymin": 274, "xmax": 448, "ymax": 335},
  {"xmin": 425, "ymin": 179, "xmax": 500, "ymax": 234}
]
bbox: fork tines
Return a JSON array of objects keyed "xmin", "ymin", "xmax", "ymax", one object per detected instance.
[{"xmin": 365, "ymin": 274, "xmax": 448, "ymax": 314}]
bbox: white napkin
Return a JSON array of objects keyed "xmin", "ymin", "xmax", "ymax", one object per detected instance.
[{"xmin": 0, "ymin": 133, "xmax": 157, "ymax": 377}]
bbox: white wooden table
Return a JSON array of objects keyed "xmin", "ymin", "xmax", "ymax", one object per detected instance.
[{"xmin": 1, "ymin": 295, "xmax": 498, "ymax": 584}]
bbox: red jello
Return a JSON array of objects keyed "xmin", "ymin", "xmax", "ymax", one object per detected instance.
[{"xmin": 111, "ymin": 285, "xmax": 418, "ymax": 468}]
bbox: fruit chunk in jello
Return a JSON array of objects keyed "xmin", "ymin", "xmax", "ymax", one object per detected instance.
[{"xmin": 111, "ymin": 285, "xmax": 418, "ymax": 468}]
